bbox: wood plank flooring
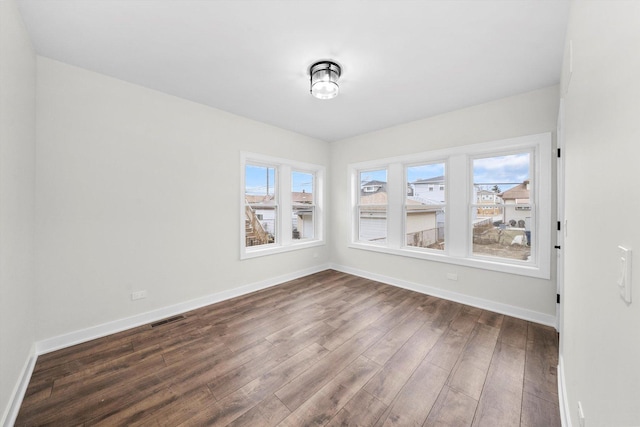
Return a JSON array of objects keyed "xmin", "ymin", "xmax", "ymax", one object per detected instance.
[{"xmin": 16, "ymin": 270, "xmax": 560, "ymax": 426}]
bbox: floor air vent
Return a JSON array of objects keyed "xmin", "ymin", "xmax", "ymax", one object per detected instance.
[{"xmin": 150, "ymin": 315, "xmax": 186, "ymax": 328}]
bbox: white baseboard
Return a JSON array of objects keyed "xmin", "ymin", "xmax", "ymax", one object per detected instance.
[
  {"xmin": 2, "ymin": 344, "xmax": 37, "ymax": 427},
  {"xmin": 35, "ymin": 263, "xmax": 330, "ymax": 356},
  {"xmin": 330, "ymin": 263, "xmax": 557, "ymax": 327},
  {"xmin": 558, "ymin": 355, "xmax": 572, "ymax": 427}
]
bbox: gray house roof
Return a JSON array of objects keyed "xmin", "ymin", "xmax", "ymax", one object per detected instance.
[{"xmin": 412, "ymin": 175, "xmax": 445, "ymax": 184}]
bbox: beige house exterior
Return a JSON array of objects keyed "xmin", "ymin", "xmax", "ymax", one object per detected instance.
[
  {"xmin": 359, "ymin": 190, "xmax": 443, "ymax": 248},
  {"xmin": 498, "ymin": 180, "xmax": 531, "ymax": 226}
]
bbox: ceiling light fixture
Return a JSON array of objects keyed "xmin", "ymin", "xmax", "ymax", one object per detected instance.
[{"xmin": 310, "ymin": 61, "xmax": 341, "ymax": 100}]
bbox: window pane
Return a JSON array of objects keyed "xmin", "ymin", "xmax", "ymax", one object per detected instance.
[
  {"xmin": 406, "ymin": 207, "xmax": 445, "ymax": 250},
  {"xmin": 406, "ymin": 163, "xmax": 445, "ymax": 250},
  {"xmin": 292, "ymin": 171, "xmax": 313, "ymax": 199},
  {"xmin": 292, "ymin": 171, "xmax": 314, "ymax": 240},
  {"xmin": 408, "ymin": 163, "xmax": 445, "ymax": 203},
  {"xmin": 358, "ymin": 207, "xmax": 387, "ymax": 243},
  {"xmin": 472, "ymin": 153, "xmax": 532, "ymax": 261},
  {"xmin": 245, "ymin": 206, "xmax": 276, "ymax": 247},
  {"xmin": 245, "ymin": 164, "xmax": 276, "ymax": 247},
  {"xmin": 472, "ymin": 207, "xmax": 532, "ymax": 261},
  {"xmin": 245, "ymin": 165, "xmax": 276, "ymax": 202},
  {"xmin": 359, "ymin": 169, "xmax": 387, "ymax": 204},
  {"xmin": 359, "ymin": 169, "xmax": 387, "ymax": 243},
  {"xmin": 292, "ymin": 206, "xmax": 314, "ymax": 240}
]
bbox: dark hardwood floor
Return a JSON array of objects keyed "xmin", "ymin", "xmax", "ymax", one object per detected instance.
[{"xmin": 16, "ymin": 270, "xmax": 560, "ymax": 426}]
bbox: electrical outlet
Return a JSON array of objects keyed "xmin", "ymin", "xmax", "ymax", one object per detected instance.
[
  {"xmin": 577, "ymin": 401, "xmax": 585, "ymax": 427},
  {"xmin": 131, "ymin": 290, "xmax": 147, "ymax": 301}
]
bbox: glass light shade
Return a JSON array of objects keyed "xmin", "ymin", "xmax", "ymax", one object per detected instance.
[
  {"xmin": 310, "ymin": 61, "xmax": 341, "ymax": 100},
  {"xmin": 311, "ymin": 80, "xmax": 339, "ymax": 99}
]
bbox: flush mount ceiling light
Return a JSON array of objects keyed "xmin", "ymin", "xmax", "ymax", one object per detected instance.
[{"xmin": 310, "ymin": 61, "xmax": 341, "ymax": 100}]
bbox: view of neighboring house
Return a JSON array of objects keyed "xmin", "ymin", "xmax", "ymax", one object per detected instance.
[
  {"xmin": 474, "ymin": 188, "xmax": 503, "ymax": 220},
  {"xmin": 470, "ymin": 181, "xmax": 532, "ymax": 257},
  {"xmin": 411, "ymin": 175, "xmax": 445, "ymax": 203},
  {"xmin": 361, "ymin": 180, "xmax": 386, "ymax": 194},
  {"xmin": 359, "ymin": 177, "xmax": 528, "ymax": 250},
  {"xmin": 292, "ymin": 190, "xmax": 314, "ymax": 240},
  {"xmin": 245, "ymin": 194, "xmax": 276, "ymax": 246},
  {"xmin": 405, "ymin": 199, "xmax": 444, "ymax": 248},
  {"xmin": 359, "ymin": 181, "xmax": 388, "ymax": 242},
  {"xmin": 360, "ymin": 180, "xmax": 444, "ymax": 248},
  {"xmin": 476, "ymin": 188, "xmax": 502, "ymax": 204},
  {"xmin": 498, "ymin": 180, "xmax": 531, "ymax": 227},
  {"xmin": 245, "ymin": 191, "xmax": 314, "ymax": 246}
]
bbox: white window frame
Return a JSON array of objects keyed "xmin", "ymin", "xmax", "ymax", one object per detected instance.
[
  {"xmin": 241, "ymin": 152, "xmax": 325, "ymax": 259},
  {"xmin": 348, "ymin": 133, "xmax": 552, "ymax": 279}
]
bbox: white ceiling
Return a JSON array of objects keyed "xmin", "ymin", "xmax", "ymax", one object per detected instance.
[{"xmin": 17, "ymin": 0, "xmax": 570, "ymax": 142}]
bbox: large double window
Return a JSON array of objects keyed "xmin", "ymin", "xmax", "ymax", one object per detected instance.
[
  {"xmin": 349, "ymin": 133, "xmax": 551, "ymax": 278},
  {"xmin": 241, "ymin": 152, "xmax": 324, "ymax": 259}
]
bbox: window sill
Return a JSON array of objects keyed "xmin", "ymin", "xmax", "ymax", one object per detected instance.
[
  {"xmin": 241, "ymin": 239, "xmax": 325, "ymax": 260},
  {"xmin": 348, "ymin": 242, "xmax": 549, "ymax": 279}
]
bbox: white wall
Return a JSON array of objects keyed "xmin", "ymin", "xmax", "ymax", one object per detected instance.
[
  {"xmin": 34, "ymin": 57, "xmax": 330, "ymax": 341},
  {"xmin": 0, "ymin": 0, "xmax": 37, "ymax": 424},
  {"xmin": 330, "ymin": 86, "xmax": 558, "ymax": 319},
  {"xmin": 561, "ymin": 2, "xmax": 640, "ymax": 425}
]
